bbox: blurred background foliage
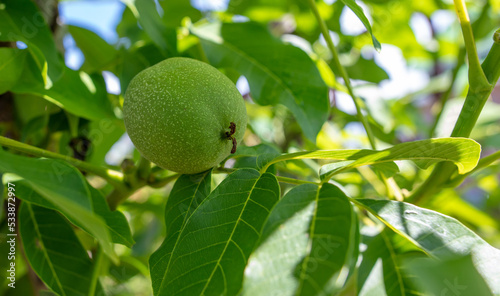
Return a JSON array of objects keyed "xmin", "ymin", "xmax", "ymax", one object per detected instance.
[{"xmin": 0, "ymin": 0, "xmax": 499, "ymax": 295}]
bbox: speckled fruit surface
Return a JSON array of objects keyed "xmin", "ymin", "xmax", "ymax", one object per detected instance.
[{"xmin": 123, "ymin": 57, "xmax": 247, "ymax": 174}]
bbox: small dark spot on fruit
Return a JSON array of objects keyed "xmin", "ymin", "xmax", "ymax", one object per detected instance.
[
  {"xmin": 231, "ymin": 137, "xmax": 237, "ymax": 154},
  {"xmin": 225, "ymin": 122, "xmax": 237, "ymax": 153},
  {"xmin": 225, "ymin": 122, "xmax": 236, "ymax": 138},
  {"xmin": 229, "ymin": 122, "xmax": 236, "ymax": 135}
]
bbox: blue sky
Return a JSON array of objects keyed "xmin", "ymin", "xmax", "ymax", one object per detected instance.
[
  {"xmin": 59, "ymin": 0, "xmax": 124, "ymax": 80},
  {"xmin": 59, "ymin": 1, "xmax": 124, "ymax": 43}
]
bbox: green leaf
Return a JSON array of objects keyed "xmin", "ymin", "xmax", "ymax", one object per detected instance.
[
  {"xmin": 0, "ymin": 150, "xmax": 116, "ymax": 261},
  {"xmin": 68, "ymin": 25, "xmax": 118, "ymax": 73},
  {"xmin": 358, "ymin": 229, "xmax": 419, "ymax": 296},
  {"xmin": 89, "ymin": 186, "xmax": 135, "ymax": 247},
  {"xmin": 150, "ymin": 171, "xmax": 212, "ymax": 291},
  {"xmin": 0, "ymin": 0, "xmax": 64, "ymax": 81},
  {"xmin": 295, "ymin": 183, "xmax": 357, "ymax": 295},
  {"xmin": 12, "ymin": 180, "xmax": 134, "ymax": 247},
  {"xmin": 0, "ymin": 48, "xmax": 27, "ymax": 93},
  {"xmin": 259, "ymin": 138, "xmax": 481, "ymax": 177},
  {"xmin": 405, "ymin": 255, "xmax": 493, "ymax": 296},
  {"xmin": 243, "ymin": 183, "xmax": 358, "ymax": 295},
  {"xmin": 116, "ymin": 5, "xmax": 146, "ymax": 43},
  {"xmin": 159, "ymin": 0, "xmax": 202, "ymax": 27},
  {"xmin": 20, "ymin": 114, "xmax": 49, "ymax": 145},
  {"xmin": 9, "ymin": 44, "xmax": 47, "ymax": 88},
  {"xmin": 226, "ymin": 0, "xmax": 293, "ymax": 16},
  {"xmin": 232, "ymin": 144, "xmax": 281, "ymax": 171},
  {"xmin": 344, "ymin": 56, "xmax": 388, "ymax": 83},
  {"xmin": 339, "ymin": 0, "xmax": 381, "ymax": 51},
  {"xmin": 19, "ymin": 202, "xmax": 98, "ymax": 296},
  {"xmin": 12, "ymin": 62, "xmax": 116, "ymax": 121},
  {"xmin": 232, "ymin": 144, "xmax": 281, "ymax": 159},
  {"xmin": 121, "ymin": 0, "xmax": 177, "ymax": 55},
  {"xmin": 192, "ymin": 21, "xmax": 329, "ymax": 142},
  {"xmin": 151, "ymin": 169, "xmax": 280, "ymax": 295},
  {"xmin": 242, "ymin": 184, "xmax": 318, "ymax": 296},
  {"xmin": 12, "ymin": 93, "xmax": 59, "ymax": 125},
  {"xmin": 163, "ymin": 171, "xmax": 212, "ymax": 238},
  {"xmin": 39, "ymin": 290, "xmax": 58, "ymax": 296},
  {"xmin": 371, "ymin": 162, "xmax": 400, "ymax": 178},
  {"xmin": 0, "ymin": 152, "xmax": 91, "ymax": 209},
  {"xmin": 426, "ymin": 189, "xmax": 500, "ymax": 231},
  {"xmin": 355, "ymin": 199, "xmax": 500, "ymax": 294}
]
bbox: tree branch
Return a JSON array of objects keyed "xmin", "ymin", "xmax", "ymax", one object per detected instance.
[
  {"xmin": 0, "ymin": 136, "xmax": 126, "ymax": 191},
  {"xmin": 306, "ymin": 0, "xmax": 376, "ymax": 149}
]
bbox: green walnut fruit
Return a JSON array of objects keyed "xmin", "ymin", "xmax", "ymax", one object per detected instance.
[{"xmin": 123, "ymin": 57, "xmax": 247, "ymax": 174}]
